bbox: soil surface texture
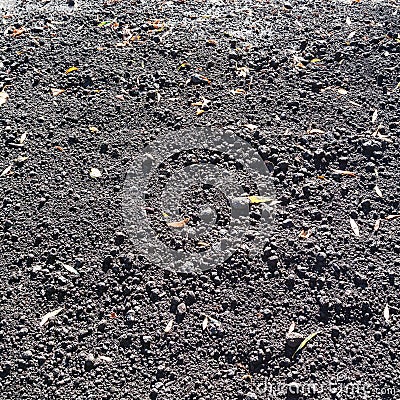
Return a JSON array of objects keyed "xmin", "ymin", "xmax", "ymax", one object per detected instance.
[{"xmin": 0, "ymin": 0, "xmax": 399, "ymax": 399}]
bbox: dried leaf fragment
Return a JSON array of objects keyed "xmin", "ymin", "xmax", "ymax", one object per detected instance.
[
  {"xmin": 65, "ymin": 66, "xmax": 79, "ymax": 74},
  {"xmin": 89, "ymin": 126, "xmax": 99, "ymax": 133},
  {"xmin": 12, "ymin": 28, "xmax": 24, "ymax": 37},
  {"xmin": 89, "ymin": 168, "xmax": 102, "ymax": 179},
  {"xmin": 51, "ymin": 88, "xmax": 65, "ymax": 97},
  {"xmin": 54, "ymin": 146, "xmax": 64, "ymax": 152},
  {"xmin": 19, "ymin": 132, "xmax": 27, "ymax": 144},
  {"xmin": 337, "ymin": 88, "xmax": 348, "ymax": 95},
  {"xmin": 40, "ymin": 307, "xmax": 63, "ymax": 326},
  {"xmin": 97, "ymin": 356, "xmax": 112, "ymax": 362},
  {"xmin": 331, "ymin": 169, "xmax": 356, "ymax": 177},
  {"xmin": 299, "ymin": 229, "xmax": 312, "ymax": 239},
  {"xmin": 248, "ymin": 195, "xmax": 274, "ymax": 204},
  {"xmin": 292, "ymin": 331, "xmax": 319, "ymax": 359},
  {"xmin": 244, "ymin": 124, "xmax": 258, "ymax": 130},
  {"xmin": 384, "ymin": 304, "xmax": 390, "ymax": 321},
  {"xmin": 385, "ymin": 214, "xmax": 400, "ymax": 221},
  {"xmin": 0, "ymin": 91, "xmax": 9, "ymax": 106},
  {"xmin": 310, "ymin": 58, "xmax": 321, "ymax": 63},
  {"xmin": 196, "ymin": 108, "xmax": 205, "ymax": 116},
  {"xmin": 164, "ymin": 319, "xmax": 174, "ymax": 333},
  {"xmin": 372, "ymin": 109, "xmax": 378, "ymax": 123},
  {"xmin": 1, "ymin": 165, "xmax": 12, "ymax": 177},
  {"xmin": 167, "ymin": 217, "xmax": 190, "ymax": 228},
  {"xmin": 288, "ymin": 321, "xmax": 296, "ymax": 335},
  {"xmin": 61, "ymin": 263, "xmax": 79, "ymax": 275},
  {"xmin": 231, "ymin": 88, "xmax": 246, "ymax": 94},
  {"xmin": 374, "ymin": 185, "xmax": 383, "ymax": 198},
  {"xmin": 373, "ymin": 219, "xmax": 381, "ymax": 232},
  {"xmin": 307, "ymin": 128, "xmax": 325, "ymax": 134},
  {"xmin": 350, "ymin": 218, "xmax": 360, "ymax": 236}
]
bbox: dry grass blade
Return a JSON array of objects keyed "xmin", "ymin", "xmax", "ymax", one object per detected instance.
[
  {"xmin": 350, "ymin": 218, "xmax": 360, "ymax": 236},
  {"xmin": 1, "ymin": 165, "xmax": 12, "ymax": 177},
  {"xmin": 40, "ymin": 307, "xmax": 63, "ymax": 326},
  {"xmin": 331, "ymin": 169, "xmax": 356, "ymax": 177},
  {"xmin": 292, "ymin": 331, "xmax": 319, "ymax": 359},
  {"xmin": 374, "ymin": 185, "xmax": 383, "ymax": 198},
  {"xmin": 61, "ymin": 263, "xmax": 79, "ymax": 275},
  {"xmin": 167, "ymin": 217, "xmax": 190, "ymax": 228},
  {"xmin": 385, "ymin": 215, "xmax": 400, "ymax": 221}
]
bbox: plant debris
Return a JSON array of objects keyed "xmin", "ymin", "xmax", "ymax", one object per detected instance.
[
  {"xmin": 40, "ymin": 308, "xmax": 63, "ymax": 326},
  {"xmin": 350, "ymin": 218, "xmax": 360, "ymax": 236},
  {"xmin": 167, "ymin": 218, "xmax": 190, "ymax": 228},
  {"xmin": 292, "ymin": 331, "xmax": 319, "ymax": 359}
]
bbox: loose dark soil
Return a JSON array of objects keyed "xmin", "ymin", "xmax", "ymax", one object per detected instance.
[{"xmin": 0, "ymin": 0, "xmax": 399, "ymax": 399}]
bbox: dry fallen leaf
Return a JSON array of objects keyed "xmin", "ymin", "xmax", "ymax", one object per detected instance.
[
  {"xmin": 40, "ymin": 307, "xmax": 63, "ymax": 327},
  {"xmin": 202, "ymin": 316, "xmax": 209, "ymax": 330},
  {"xmin": 89, "ymin": 168, "xmax": 102, "ymax": 179},
  {"xmin": 12, "ymin": 28, "xmax": 24, "ymax": 37},
  {"xmin": 385, "ymin": 214, "xmax": 400, "ymax": 221},
  {"xmin": 299, "ymin": 229, "xmax": 312, "ymax": 239},
  {"xmin": 51, "ymin": 88, "xmax": 65, "ymax": 96},
  {"xmin": 292, "ymin": 331, "xmax": 319, "ymax": 359},
  {"xmin": 373, "ymin": 219, "xmax": 381, "ymax": 232},
  {"xmin": 350, "ymin": 218, "xmax": 360, "ymax": 236},
  {"xmin": 374, "ymin": 185, "xmax": 383, "ymax": 198},
  {"xmin": 196, "ymin": 108, "xmax": 205, "ymax": 116},
  {"xmin": 61, "ymin": 263, "xmax": 79, "ymax": 275},
  {"xmin": 1, "ymin": 165, "xmax": 12, "ymax": 177},
  {"xmin": 0, "ymin": 91, "xmax": 9, "ymax": 106},
  {"xmin": 164, "ymin": 319, "xmax": 174, "ymax": 333},
  {"xmin": 65, "ymin": 66, "xmax": 79, "ymax": 74},
  {"xmin": 331, "ymin": 169, "xmax": 356, "ymax": 177},
  {"xmin": 231, "ymin": 88, "xmax": 246, "ymax": 94},
  {"xmin": 372, "ymin": 109, "xmax": 378, "ymax": 123},
  {"xmin": 337, "ymin": 88, "xmax": 348, "ymax": 95},
  {"xmin": 97, "ymin": 356, "xmax": 112, "ymax": 362},
  {"xmin": 19, "ymin": 132, "xmax": 27, "ymax": 144},
  {"xmin": 167, "ymin": 217, "xmax": 190, "ymax": 228},
  {"xmin": 244, "ymin": 124, "xmax": 258, "ymax": 130},
  {"xmin": 89, "ymin": 126, "xmax": 99, "ymax": 133},
  {"xmin": 248, "ymin": 195, "xmax": 275, "ymax": 204},
  {"xmin": 54, "ymin": 145, "xmax": 64, "ymax": 152},
  {"xmin": 384, "ymin": 304, "xmax": 390, "ymax": 322},
  {"xmin": 307, "ymin": 128, "xmax": 325, "ymax": 134},
  {"xmin": 310, "ymin": 58, "xmax": 321, "ymax": 63},
  {"xmin": 288, "ymin": 321, "xmax": 296, "ymax": 335}
]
